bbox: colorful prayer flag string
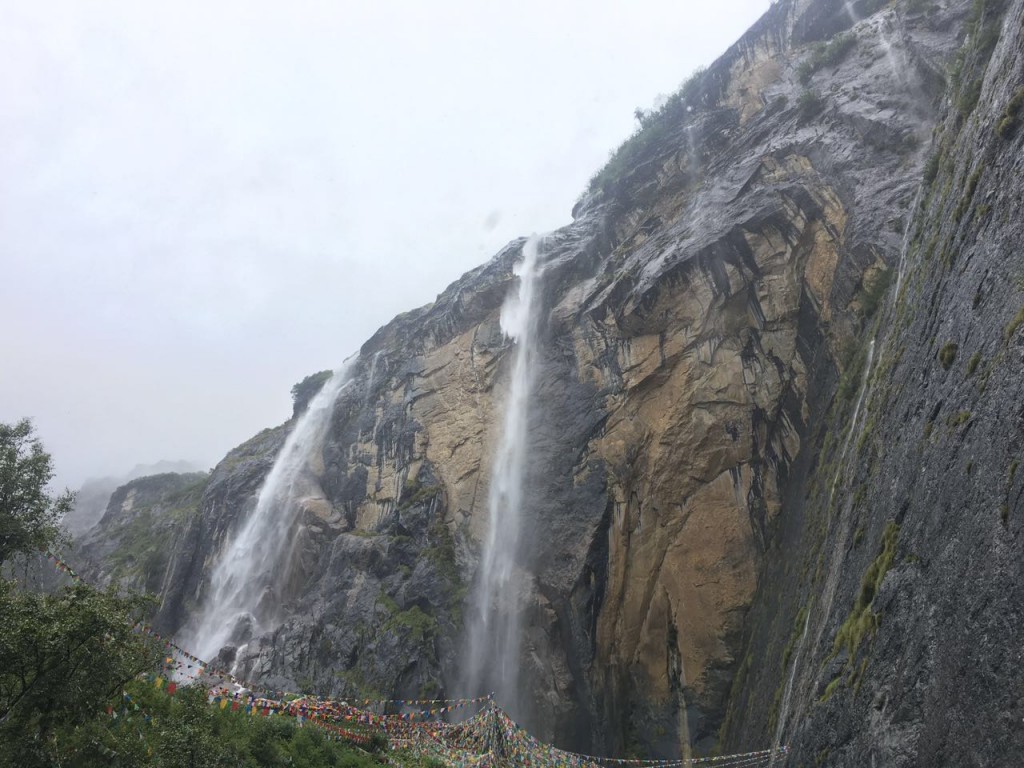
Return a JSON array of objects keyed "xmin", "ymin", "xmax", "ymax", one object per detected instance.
[{"xmin": 44, "ymin": 550, "xmax": 786, "ymax": 767}]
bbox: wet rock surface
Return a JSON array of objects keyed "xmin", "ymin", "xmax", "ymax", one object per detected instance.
[
  {"xmin": 78, "ymin": 0, "xmax": 1024, "ymax": 763},
  {"xmin": 726, "ymin": 1, "xmax": 1024, "ymax": 765}
]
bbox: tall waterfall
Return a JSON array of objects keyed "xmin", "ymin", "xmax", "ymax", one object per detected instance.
[
  {"xmin": 188, "ymin": 359, "xmax": 355, "ymax": 665},
  {"xmin": 462, "ymin": 236, "xmax": 543, "ymax": 714}
]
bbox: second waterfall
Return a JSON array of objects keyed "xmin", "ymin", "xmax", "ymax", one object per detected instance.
[
  {"xmin": 462, "ymin": 235, "xmax": 543, "ymax": 716},
  {"xmin": 185, "ymin": 359, "xmax": 355, "ymax": 667}
]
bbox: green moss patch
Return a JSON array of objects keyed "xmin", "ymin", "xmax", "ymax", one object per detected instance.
[
  {"xmin": 832, "ymin": 522, "xmax": 899, "ymax": 661},
  {"xmin": 938, "ymin": 342, "xmax": 959, "ymax": 369},
  {"xmin": 1004, "ymin": 306, "xmax": 1024, "ymax": 341}
]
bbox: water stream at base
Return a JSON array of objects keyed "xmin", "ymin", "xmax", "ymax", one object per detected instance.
[
  {"xmin": 186, "ymin": 358, "xmax": 356, "ymax": 667},
  {"xmin": 461, "ymin": 235, "xmax": 544, "ymax": 717}
]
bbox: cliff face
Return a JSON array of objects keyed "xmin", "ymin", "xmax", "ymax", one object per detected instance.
[
  {"xmin": 77, "ymin": 0, "xmax": 1024, "ymax": 762},
  {"xmin": 75, "ymin": 471, "xmax": 209, "ymax": 595},
  {"xmin": 63, "ymin": 460, "xmax": 203, "ymax": 537},
  {"xmin": 725, "ymin": 0, "xmax": 1024, "ymax": 765}
]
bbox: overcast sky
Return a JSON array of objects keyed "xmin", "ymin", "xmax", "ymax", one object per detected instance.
[{"xmin": 1, "ymin": 0, "xmax": 770, "ymax": 489}]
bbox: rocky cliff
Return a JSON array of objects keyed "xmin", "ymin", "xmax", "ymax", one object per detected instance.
[
  {"xmin": 723, "ymin": 0, "xmax": 1024, "ymax": 765},
  {"xmin": 77, "ymin": 0, "xmax": 1023, "ymax": 763},
  {"xmin": 63, "ymin": 460, "xmax": 204, "ymax": 537}
]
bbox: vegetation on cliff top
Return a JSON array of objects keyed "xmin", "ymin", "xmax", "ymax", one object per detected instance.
[
  {"xmin": 587, "ymin": 66, "xmax": 706, "ymax": 194},
  {"xmin": 797, "ymin": 31, "xmax": 857, "ymax": 85},
  {"xmin": 291, "ymin": 370, "xmax": 334, "ymax": 416}
]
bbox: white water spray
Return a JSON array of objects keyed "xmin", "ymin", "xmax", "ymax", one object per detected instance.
[
  {"xmin": 894, "ymin": 185, "xmax": 923, "ymax": 300},
  {"xmin": 840, "ymin": 340, "xmax": 875, "ymax": 462},
  {"xmin": 187, "ymin": 359, "xmax": 356, "ymax": 665},
  {"xmin": 770, "ymin": 607, "xmax": 811, "ymax": 766},
  {"xmin": 462, "ymin": 236, "xmax": 543, "ymax": 714},
  {"xmin": 841, "ymin": 1, "xmax": 860, "ymax": 26}
]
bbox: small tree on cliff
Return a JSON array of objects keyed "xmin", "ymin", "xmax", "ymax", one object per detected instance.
[{"xmin": 290, "ymin": 370, "xmax": 333, "ymax": 417}]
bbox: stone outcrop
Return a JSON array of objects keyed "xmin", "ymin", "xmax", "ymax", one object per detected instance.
[{"xmin": 78, "ymin": 0, "xmax": 1024, "ymax": 763}]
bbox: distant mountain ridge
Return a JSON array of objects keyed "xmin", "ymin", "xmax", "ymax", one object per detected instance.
[{"xmin": 63, "ymin": 460, "xmax": 205, "ymax": 537}]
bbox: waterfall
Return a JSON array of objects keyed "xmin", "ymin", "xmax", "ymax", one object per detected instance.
[
  {"xmin": 894, "ymin": 185, "xmax": 923, "ymax": 300},
  {"xmin": 462, "ymin": 235, "xmax": 543, "ymax": 715},
  {"xmin": 187, "ymin": 358, "xmax": 356, "ymax": 666},
  {"xmin": 770, "ymin": 606, "xmax": 811, "ymax": 765},
  {"xmin": 839, "ymin": 340, "xmax": 875, "ymax": 468}
]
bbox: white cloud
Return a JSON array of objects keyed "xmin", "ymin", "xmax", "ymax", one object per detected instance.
[{"xmin": 0, "ymin": 0, "xmax": 770, "ymax": 487}]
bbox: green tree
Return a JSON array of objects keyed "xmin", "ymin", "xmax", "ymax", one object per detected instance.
[
  {"xmin": 0, "ymin": 582, "xmax": 160, "ymax": 767},
  {"xmin": 0, "ymin": 419, "xmax": 73, "ymax": 564},
  {"xmin": 290, "ymin": 370, "xmax": 333, "ymax": 417},
  {"xmin": 0, "ymin": 419, "xmax": 159, "ymax": 767}
]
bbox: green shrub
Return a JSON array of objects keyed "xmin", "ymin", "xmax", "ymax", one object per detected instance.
[
  {"xmin": 996, "ymin": 88, "xmax": 1024, "ymax": 138},
  {"xmin": 966, "ymin": 351, "xmax": 982, "ymax": 376},
  {"xmin": 399, "ymin": 482, "xmax": 440, "ymax": 510},
  {"xmin": 587, "ymin": 67, "xmax": 706, "ymax": 193},
  {"xmin": 953, "ymin": 168, "xmax": 983, "ymax": 223},
  {"xmin": 798, "ymin": 32, "xmax": 857, "ymax": 85},
  {"xmin": 384, "ymin": 605, "xmax": 438, "ymax": 644},
  {"xmin": 290, "ymin": 370, "xmax": 333, "ymax": 415},
  {"xmin": 938, "ymin": 342, "xmax": 959, "ymax": 369},
  {"xmin": 958, "ymin": 78, "xmax": 983, "ymax": 119},
  {"xmin": 923, "ymin": 151, "xmax": 941, "ymax": 184},
  {"xmin": 820, "ymin": 676, "xmax": 843, "ymax": 702},
  {"xmin": 948, "ymin": 411, "xmax": 971, "ymax": 427},
  {"xmin": 798, "ymin": 90, "xmax": 825, "ymax": 120},
  {"xmin": 860, "ymin": 269, "xmax": 893, "ymax": 318},
  {"xmin": 1005, "ymin": 306, "xmax": 1024, "ymax": 341},
  {"xmin": 65, "ymin": 680, "xmax": 394, "ymax": 767},
  {"xmin": 833, "ymin": 522, "xmax": 899, "ymax": 660},
  {"xmin": 837, "ymin": 340, "xmax": 868, "ymax": 403},
  {"xmin": 782, "ymin": 604, "xmax": 809, "ymax": 668}
]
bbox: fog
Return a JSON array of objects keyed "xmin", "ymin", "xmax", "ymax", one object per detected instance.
[{"xmin": 0, "ymin": 0, "xmax": 770, "ymax": 489}]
